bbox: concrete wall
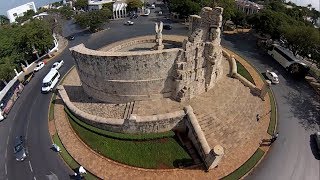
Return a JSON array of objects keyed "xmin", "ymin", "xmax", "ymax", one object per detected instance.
[
  {"xmin": 58, "ymin": 85, "xmax": 185, "ymax": 133},
  {"xmin": 71, "ymin": 44, "xmax": 181, "ymax": 103}
]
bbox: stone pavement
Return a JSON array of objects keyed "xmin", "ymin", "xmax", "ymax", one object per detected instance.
[{"xmin": 53, "ymin": 47, "xmax": 272, "ymax": 179}]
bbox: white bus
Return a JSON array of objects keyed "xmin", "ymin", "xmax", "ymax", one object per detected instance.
[
  {"xmin": 41, "ymin": 69, "xmax": 60, "ymax": 93},
  {"xmin": 267, "ymin": 44, "xmax": 309, "ymax": 76}
]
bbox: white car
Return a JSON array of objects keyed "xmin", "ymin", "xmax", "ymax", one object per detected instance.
[
  {"xmin": 124, "ymin": 21, "xmax": 134, "ymax": 25},
  {"xmin": 266, "ymin": 70, "xmax": 279, "ymax": 84},
  {"xmin": 34, "ymin": 61, "xmax": 45, "ymax": 72},
  {"xmin": 51, "ymin": 60, "xmax": 64, "ymax": 70}
]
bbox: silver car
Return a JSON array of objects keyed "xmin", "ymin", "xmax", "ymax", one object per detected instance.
[{"xmin": 13, "ymin": 136, "xmax": 28, "ymax": 161}]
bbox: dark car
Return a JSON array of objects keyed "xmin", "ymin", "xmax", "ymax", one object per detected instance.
[
  {"xmin": 130, "ymin": 14, "xmax": 138, "ymax": 19},
  {"xmin": 315, "ymin": 132, "xmax": 320, "ymax": 152},
  {"xmin": 13, "ymin": 136, "xmax": 28, "ymax": 161},
  {"xmin": 67, "ymin": 35, "xmax": 75, "ymax": 40},
  {"xmin": 163, "ymin": 24, "xmax": 172, "ymax": 30}
]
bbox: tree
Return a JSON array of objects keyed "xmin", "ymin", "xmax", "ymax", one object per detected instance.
[
  {"xmin": 281, "ymin": 25, "xmax": 320, "ymax": 57},
  {"xmin": 57, "ymin": 6, "xmax": 74, "ymax": 20},
  {"xmin": 168, "ymin": 0, "xmax": 201, "ymax": 18},
  {"xmin": 15, "ymin": 9, "xmax": 36, "ymax": 24},
  {"xmin": 74, "ymin": 0, "xmax": 88, "ymax": 10},
  {"xmin": 231, "ymin": 10, "xmax": 246, "ymax": 29},
  {"xmin": 0, "ymin": 15, "xmax": 9, "ymax": 25},
  {"xmin": 212, "ymin": 0, "xmax": 237, "ymax": 26},
  {"xmin": 127, "ymin": 0, "xmax": 143, "ymax": 12},
  {"xmin": 247, "ymin": 9, "xmax": 302, "ymax": 39},
  {"xmin": 0, "ymin": 56, "xmax": 17, "ymax": 81},
  {"xmin": 75, "ymin": 8, "xmax": 112, "ymax": 32}
]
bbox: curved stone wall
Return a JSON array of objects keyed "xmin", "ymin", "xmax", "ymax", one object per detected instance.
[{"xmin": 70, "ymin": 44, "xmax": 181, "ymax": 103}]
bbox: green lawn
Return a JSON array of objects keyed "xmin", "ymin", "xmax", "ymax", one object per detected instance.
[
  {"xmin": 267, "ymin": 90, "xmax": 277, "ymax": 135},
  {"xmin": 49, "ymin": 93, "xmax": 56, "ymax": 121},
  {"xmin": 236, "ymin": 61, "xmax": 255, "ymax": 85},
  {"xmin": 66, "ymin": 110, "xmax": 193, "ymax": 169},
  {"xmin": 222, "ymin": 148, "xmax": 265, "ymax": 180},
  {"xmin": 52, "ymin": 133, "xmax": 98, "ymax": 180},
  {"xmin": 65, "ymin": 108, "xmax": 175, "ymax": 140}
]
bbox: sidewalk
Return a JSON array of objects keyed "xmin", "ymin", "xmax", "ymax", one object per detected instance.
[{"xmin": 46, "ymin": 34, "xmax": 68, "ymax": 62}]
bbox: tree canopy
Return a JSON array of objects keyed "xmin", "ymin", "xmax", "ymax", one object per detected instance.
[
  {"xmin": 74, "ymin": 8, "xmax": 112, "ymax": 32},
  {"xmin": 247, "ymin": 0, "xmax": 320, "ymax": 67},
  {"xmin": 127, "ymin": 0, "xmax": 143, "ymax": 12},
  {"xmin": 0, "ymin": 19, "xmax": 54, "ymax": 81},
  {"xmin": 74, "ymin": 0, "xmax": 88, "ymax": 10}
]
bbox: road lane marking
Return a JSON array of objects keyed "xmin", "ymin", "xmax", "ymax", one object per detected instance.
[
  {"xmin": 33, "ymin": 176, "xmax": 36, "ymax": 180},
  {"xmin": 25, "ymin": 94, "xmax": 40, "ymax": 140},
  {"xmin": 5, "ymin": 148, "xmax": 7, "ymax": 159},
  {"xmin": 6, "ymin": 136, "xmax": 9, "ymax": 145},
  {"xmin": 5, "ymin": 163, "xmax": 7, "ymax": 175},
  {"xmin": 28, "ymin": 161, "xmax": 33, "ymax": 172}
]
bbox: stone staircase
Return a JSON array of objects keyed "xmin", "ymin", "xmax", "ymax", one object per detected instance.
[{"xmin": 123, "ymin": 101, "xmax": 135, "ymax": 119}]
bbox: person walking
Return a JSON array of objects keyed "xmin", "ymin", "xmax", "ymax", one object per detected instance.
[
  {"xmin": 256, "ymin": 114, "xmax": 260, "ymax": 122},
  {"xmin": 270, "ymin": 132, "xmax": 279, "ymax": 144}
]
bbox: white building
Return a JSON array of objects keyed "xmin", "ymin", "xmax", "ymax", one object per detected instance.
[
  {"xmin": 88, "ymin": 0, "xmax": 115, "ymax": 11},
  {"xmin": 6, "ymin": 2, "xmax": 37, "ymax": 23},
  {"xmin": 113, "ymin": 1, "xmax": 127, "ymax": 19},
  {"xmin": 235, "ymin": 0, "xmax": 263, "ymax": 15}
]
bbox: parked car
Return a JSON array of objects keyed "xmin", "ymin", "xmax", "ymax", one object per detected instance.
[
  {"xmin": 163, "ymin": 24, "xmax": 172, "ymax": 30},
  {"xmin": 150, "ymin": 4, "xmax": 155, "ymax": 9},
  {"xmin": 14, "ymin": 136, "xmax": 28, "ymax": 161},
  {"xmin": 124, "ymin": 21, "xmax": 134, "ymax": 25},
  {"xmin": 34, "ymin": 61, "xmax": 45, "ymax": 72},
  {"xmin": 266, "ymin": 70, "xmax": 279, "ymax": 84},
  {"xmin": 315, "ymin": 132, "xmax": 320, "ymax": 152},
  {"xmin": 51, "ymin": 60, "xmax": 64, "ymax": 70},
  {"xmin": 158, "ymin": 11, "xmax": 162, "ymax": 15},
  {"xmin": 67, "ymin": 35, "xmax": 75, "ymax": 40}
]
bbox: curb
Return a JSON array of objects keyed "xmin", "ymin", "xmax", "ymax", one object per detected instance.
[
  {"xmin": 51, "ymin": 44, "xmax": 276, "ymax": 179},
  {"xmin": 221, "ymin": 47, "xmax": 278, "ymax": 179}
]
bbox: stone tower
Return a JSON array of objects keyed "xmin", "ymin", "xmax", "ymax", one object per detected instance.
[{"xmin": 172, "ymin": 7, "xmax": 224, "ymax": 102}]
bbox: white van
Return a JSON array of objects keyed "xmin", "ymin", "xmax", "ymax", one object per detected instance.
[{"xmin": 41, "ymin": 69, "xmax": 60, "ymax": 93}]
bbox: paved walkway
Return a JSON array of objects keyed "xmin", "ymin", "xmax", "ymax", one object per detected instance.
[{"xmin": 54, "ymin": 47, "xmax": 272, "ymax": 179}]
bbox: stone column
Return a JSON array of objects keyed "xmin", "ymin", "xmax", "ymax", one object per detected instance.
[
  {"xmin": 207, "ymin": 145, "xmax": 224, "ymax": 169},
  {"xmin": 124, "ymin": 8, "xmax": 127, "ymax": 17}
]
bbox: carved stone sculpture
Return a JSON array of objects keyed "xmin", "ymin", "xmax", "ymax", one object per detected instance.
[{"xmin": 154, "ymin": 21, "xmax": 164, "ymax": 50}]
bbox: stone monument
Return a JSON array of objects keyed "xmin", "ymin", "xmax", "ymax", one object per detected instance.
[{"xmin": 153, "ymin": 21, "xmax": 164, "ymax": 50}]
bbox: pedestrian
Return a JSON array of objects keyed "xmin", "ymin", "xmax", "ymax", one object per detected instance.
[
  {"xmin": 270, "ymin": 132, "xmax": 279, "ymax": 144},
  {"xmin": 256, "ymin": 114, "xmax": 260, "ymax": 122}
]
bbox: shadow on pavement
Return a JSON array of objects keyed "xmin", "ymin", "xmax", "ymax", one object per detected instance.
[{"xmin": 222, "ymin": 32, "xmax": 320, "ymax": 131}]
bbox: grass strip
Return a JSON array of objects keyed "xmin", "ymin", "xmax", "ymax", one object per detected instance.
[
  {"xmin": 49, "ymin": 93, "xmax": 56, "ymax": 121},
  {"xmin": 66, "ymin": 111, "xmax": 193, "ymax": 169},
  {"xmin": 65, "ymin": 107, "xmax": 175, "ymax": 140},
  {"xmin": 267, "ymin": 90, "xmax": 277, "ymax": 135},
  {"xmin": 236, "ymin": 61, "xmax": 255, "ymax": 85},
  {"xmin": 221, "ymin": 148, "xmax": 265, "ymax": 180},
  {"xmin": 52, "ymin": 133, "xmax": 98, "ymax": 180}
]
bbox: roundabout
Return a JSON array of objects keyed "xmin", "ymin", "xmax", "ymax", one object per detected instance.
[
  {"xmin": 52, "ymin": 7, "xmax": 273, "ymax": 179},
  {"xmin": 0, "ymin": 3, "xmax": 318, "ymax": 180}
]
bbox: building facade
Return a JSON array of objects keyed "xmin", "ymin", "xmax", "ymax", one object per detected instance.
[
  {"xmin": 235, "ymin": 0, "xmax": 263, "ymax": 15},
  {"xmin": 6, "ymin": 2, "xmax": 37, "ymax": 23}
]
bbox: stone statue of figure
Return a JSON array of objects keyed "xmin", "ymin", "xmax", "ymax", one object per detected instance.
[{"xmin": 155, "ymin": 21, "xmax": 163, "ymax": 46}]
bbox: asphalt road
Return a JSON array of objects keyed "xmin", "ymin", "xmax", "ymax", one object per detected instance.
[
  {"xmin": 221, "ymin": 33, "xmax": 320, "ymax": 180},
  {"xmin": 0, "ymin": 7, "xmax": 188, "ymax": 180},
  {"xmin": 0, "ymin": 6, "xmax": 319, "ymax": 180}
]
